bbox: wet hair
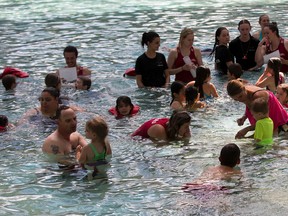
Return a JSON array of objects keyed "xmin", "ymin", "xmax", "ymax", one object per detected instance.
[
  {"xmin": 227, "ymin": 80, "xmax": 245, "ymax": 97},
  {"xmin": 259, "ymin": 14, "xmax": 269, "ymax": 23},
  {"xmin": 267, "ymin": 57, "xmax": 282, "ymax": 87},
  {"xmin": 178, "ymin": 27, "xmax": 194, "ymax": 48},
  {"xmin": 41, "ymin": 87, "xmax": 60, "ymax": 99},
  {"xmin": 220, "ymin": 143, "xmax": 240, "ymax": 167},
  {"xmin": 2, "ymin": 74, "xmax": 16, "ymax": 90},
  {"xmin": 141, "ymin": 31, "xmax": 160, "ymax": 48},
  {"xmin": 170, "ymin": 81, "xmax": 185, "ymax": 105},
  {"xmin": 166, "ymin": 111, "xmax": 191, "ymax": 139},
  {"xmin": 268, "ymin": 22, "xmax": 280, "ymax": 37},
  {"xmin": 251, "ymin": 97, "xmax": 269, "ymax": 114},
  {"xmin": 63, "ymin": 45, "xmax": 78, "ymax": 58},
  {"xmin": 278, "ymin": 83, "xmax": 288, "ymax": 95},
  {"xmin": 194, "ymin": 66, "xmax": 211, "ymax": 98},
  {"xmin": 115, "ymin": 96, "xmax": 134, "ymax": 114},
  {"xmin": 209, "ymin": 27, "xmax": 228, "ymax": 57},
  {"xmin": 55, "ymin": 105, "xmax": 70, "ymax": 120},
  {"xmin": 78, "ymin": 76, "xmax": 91, "ymax": 90},
  {"xmin": 228, "ymin": 63, "xmax": 243, "ymax": 79},
  {"xmin": 86, "ymin": 116, "xmax": 108, "ymax": 142},
  {"xmin": 0, "ymin": 115, "xmax": 8, "ymax": 127},
  {"xmin": 185, "ymin": 86, "xmax": 199, "ymax": 105},
  {"xmin": 45, "ymin": 73, "xmax": 61, "ymax": 89},
  {"xmin": 238, "ymin": 19, "xmax": 251, "ymax": 28}
]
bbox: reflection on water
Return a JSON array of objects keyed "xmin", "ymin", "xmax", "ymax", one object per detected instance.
[{"xmin": 1, "ymin": 0, "xmax": 288, "ymax": 215}]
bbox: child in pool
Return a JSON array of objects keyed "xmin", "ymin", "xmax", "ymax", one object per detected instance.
[
  {"xmin": 75, "ymin": 76, "xmax": 91, "ymax": 90},
  {"xmin": 276, "ymin": 83, "xmax": 288, "ymax": 108},
  {"xmin": 255, "ymin": 57, "xmax": 285, "ymax": 93},
  {"xmin": 186, "ymin": 66, "xmax": 219, "ymax": 99},
  {"xmin": 185, "ymin": 86, "xmax": 206, "ymax": 112},
  {"xmin": 0, "ymin": 115, "xmax": 14, "ymax": 132},
  {"xmin": 108, "ymin": 96, "xmax": 140, "ymax": 118},
  {"xmin": 183, "ymin": 143, "xmax": 241, "ymax": 192},
  {"xmin": 2, "ymin": 74, "xmax": 17, "ymax": 91},
  {"xmin": 250, "ymin": 97, "xmax": 273, "ymax": 147},
  {"xmin": 170, "ymin": 81, "xmax": 186, "ymax": 111},
  {"xmin": 76, "ymin": 116, "xmax": 112, "ymax": 172},
  {"xmin": 227, "ymin": 63, "xmax": 248, "ymax": 84}
]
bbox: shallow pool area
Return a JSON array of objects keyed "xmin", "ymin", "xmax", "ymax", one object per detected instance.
[{"xmin": 1, "ymin": 0, "xmax": 288, "ymax": 215}]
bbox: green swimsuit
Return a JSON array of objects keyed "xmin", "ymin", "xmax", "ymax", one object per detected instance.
[{"xmin": 89, "ymin": 144, "xmax": 106, "ymax": 161}]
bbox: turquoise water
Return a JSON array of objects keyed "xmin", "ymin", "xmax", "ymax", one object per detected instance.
[{"xmin": 1, "ymin": 0, "xmax": 288, "ymax": 215}]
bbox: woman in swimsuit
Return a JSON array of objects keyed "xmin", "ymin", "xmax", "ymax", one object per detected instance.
[
  {"xmin": 255, "ymin": 22, "xmax": 288, "ymax": 73},
  {"xmin": 227, "ymin": 80, "xmax": 288, "ymax": 138},
  {"xmin": 167, "ymin": 27, "xmax": 203, "ymax": 83},
  {"xmin": 132, "ymin": 111, "xmax": 191, "ymax": 141},
  {"xmin": 255, "ymin": 57, "xmax": 285, "ymax": 93}
]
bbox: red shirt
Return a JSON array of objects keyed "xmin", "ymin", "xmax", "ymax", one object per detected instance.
[{"xmin": 132, "ymin": 118, "xmax": 169, "ymax": 138}]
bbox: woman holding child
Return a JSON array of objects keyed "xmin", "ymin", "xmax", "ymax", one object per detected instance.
[{"xmin": 227, "ymin": 80, "xmax": 288, "ymax": 138}]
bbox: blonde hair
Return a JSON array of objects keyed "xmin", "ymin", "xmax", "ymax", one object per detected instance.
[
  {"xmin": 178, "ymin": 27, "xmax": 194, "ymax": 48},
  {"xmin": 227, "ymin": 80, "xmax": 245, "ymax": 97},
  {"xmin": 86, "ymin": 116, "xmax": 108, "ymax": 141}
]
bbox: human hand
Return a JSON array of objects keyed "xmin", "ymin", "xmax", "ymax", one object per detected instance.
[
  {"xmin": 235, "ymin": 128, "xmax": 248, "ymax": 139},
  {"xmin": 75, "ymin": 145, "xmax": 82, "ymax": 160},
  {"xmin": 236, "ymin": 116, "xmax": 246, "ymax": 126},
  {"xmin": 280, "ymin": 57, "xmax": 288, "ymax": 65}
]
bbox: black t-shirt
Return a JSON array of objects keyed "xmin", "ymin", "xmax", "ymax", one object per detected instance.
[
  {"xmin": 215, "ymin": 45, "xmax": 233, "ymax": 74},
  {"xmin": 135, "ymin": 52, "xmax": 168, "ymax": 87},
  {"xmin": 229, "ymin": 36, "xmax": 259, "ymax": 70}
]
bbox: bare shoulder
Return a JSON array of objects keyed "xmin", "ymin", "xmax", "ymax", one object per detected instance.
[{"xmin": 42, "ymin": 132, "xmax": 60, "ymax": 154}]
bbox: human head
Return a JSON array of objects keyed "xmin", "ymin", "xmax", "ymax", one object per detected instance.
[
  {"xmin": 238, "ymin": 19, "xmax": 252, "ymax": 38},
  {"xmin": 227, "ymin": 80, "xmax": 247, "ymax": 103},
  {"xmin": 166, "ymin": 111, "xmax": 191, "ymax": 139},
  {"xmin": 276, "ymin": 83, "xmax": 288, "ymax": 105},
  {"xmin": 56, "ymin": 105, "xmax": 77, "ymax": 134},
  {"xmin": 2, "ymin": 74, "xmax": 17, "ymax": 90},
  {"xmin": 170, "ymin": 81, "xmax": 185, "ymax": 104},
  {"xmin": 0, "ymin": 115, "xmax": 8, "ymax": 127},
  {"xmin": 185, "ymin": 86, "xmax": 199, "ymax": 105},
  {"xmin": 251, "ymin": 97, "xmax": 269, "ymax": 120},
  {"xmin": 178, "ymin": 27, "xmax": 194, "ymax": 48},
  {"xmin": 259, "ymin": 14, "xmax": 270, "ymax": 29},
  {"xmin": 228, "ymin": 63, "xmax": 243, "ymax": 80},
  {"xmin": 85, "ymin": 116, "xmax": 108, "ymax": 142},
  {"xmin": 75, "ymin": 76, "xmax": 91, "ymax": 90},
  {"xmin": 210, "ymin": 27, "xmax": 229, "ymax": 57},
  {"xmin": 194, "ymin": 66, "xmax": 211, "ymax": 98},
  {"xmin": 141, "ymin": 31, "xmax": 160, "ymax": 50},
  {"xmin": 63, "ymin": 45, "xmax": 78, "ymax": 67},
  {"xmin": 45, "ymin": 73, "xmax": 61, "ymax": 90},
  {"xmin": 267, "ymin": 57, "xmax": 282, "ymax": 87},
  {"xmin": 39, "ymin": 87, "xmax": 60, "ymax": 115},
  {"xmin": 115, "ymin": 96, "xmax": 134, "ymax": 116},
  {"xmin": 266, "ymin": 22, "xmax": 280, "ymax": 39},
  {"xmin": 219, "ymin": 143, "xmax": 240, "ymax": 168}
]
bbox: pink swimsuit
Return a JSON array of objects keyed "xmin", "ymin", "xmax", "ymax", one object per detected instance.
[
  {"xmin": 132, "ymin": 118, "xmax": 169, "ymax": 138},
  {"xmin": 245, "ymin": 91, "xmax": 288, "ymax": 130}
]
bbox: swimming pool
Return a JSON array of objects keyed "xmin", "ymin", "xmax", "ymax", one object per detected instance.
[{"xmin": 1, "ymin": 0, "xmax": 288, "ymax": 215}]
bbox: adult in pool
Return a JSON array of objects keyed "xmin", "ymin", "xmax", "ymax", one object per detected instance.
[
  {"xmin": 135, "ymin": 31, "xmax": 170, "ymax": 88},
  {"xmin": 210, "ymin": 27, "xmax": 234, "ymax": 74},
  {"xmin": 132, "ymin": 110, "xmax": 191, "ymax": 141},
  {"xmin": 229, "ymin": 19, "xmax": 259, "ymax": 71},
  {"xmin": 57, "ymin": 45, "xmax": 91, "ymax": 77},
  {"xmin": 167, "ymin": 27, "xmax": 203, "ymax": 83},
  {"xmin": 227, "ymin": 80, "xmax": 288, "ymax": 138},
  {"xmin": 42, "ymin": 105, "xmax": 87, "ymax": 157},
  {"xmin": 255, "ymin": 22, "xmax": 288, "ymax": 73},
  {"xmin": 252, "ymin": 14, "xmax": 270, "ymax": 41}
]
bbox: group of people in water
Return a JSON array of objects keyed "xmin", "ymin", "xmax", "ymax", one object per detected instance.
[{"xmin": 1, "ymin": 13, "xmax": 288, "ymax": 185}]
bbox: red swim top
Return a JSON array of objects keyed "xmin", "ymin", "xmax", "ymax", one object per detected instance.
[
  {"xmin": 108, "ymin": 105, "xmax": 140, "ymax": 119},
  {"xmin": 132, "ymin": 118, "xmax": 169, "ymax": 138},
  {"xmin": 266, "ymin": 37, "xmax": 288, "ymax": 73},
  {"xmin": 174, "ymin": 47, "xmax": 199, "ymax": 83}
]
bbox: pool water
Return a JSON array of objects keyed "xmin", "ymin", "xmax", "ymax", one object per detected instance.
[{"xmin": 1, "ymin": 0, "xmax": 288, "ymax": 215}]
